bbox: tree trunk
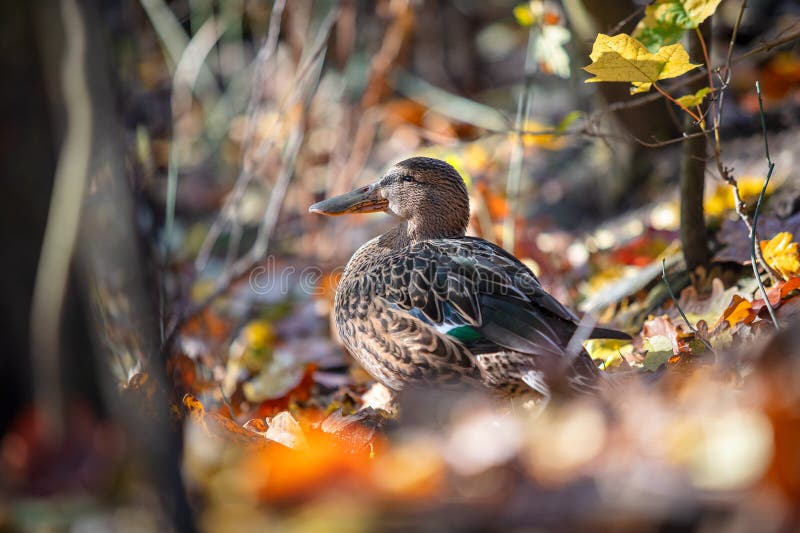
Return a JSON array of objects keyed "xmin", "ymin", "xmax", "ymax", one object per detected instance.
[{"xmin": 680, "ymin": 20, "xmax": 712, "ymax": 270}]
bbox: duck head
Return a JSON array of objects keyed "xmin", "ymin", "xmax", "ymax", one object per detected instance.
[{"xmin": 309, "ymin": 157, "xmax": 470, "ymax": 241}]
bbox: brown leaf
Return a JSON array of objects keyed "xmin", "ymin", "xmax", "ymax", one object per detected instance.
[
  {"xmin": 676, "ymin": 278, "xmax": 740, "ymax": 327},
  {"xmin": 642, "ymin": 315, "xmax": 680, "ymax": 353}
]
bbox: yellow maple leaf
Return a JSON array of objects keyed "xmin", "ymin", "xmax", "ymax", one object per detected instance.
[
  {"xmin": 760, "ymin": 232, "xmax": 800, "ymax": 280},
  {"xmin": 675, "ymin": 87, "xmax": 711, "ymax": 107},
  {"xmin": 583, "ymin": 33, "xmax": 699, "ymax": 84}
]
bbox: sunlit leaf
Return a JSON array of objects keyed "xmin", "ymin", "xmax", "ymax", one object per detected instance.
[
  {"xmin": 243, "ymin": 418, "xmax": 268, "ymax": 435},
  {"xmin": 643, "ymin": 349, "xmax": 672, "ymax": 371},
  {"xmin": 243, "ymin": 321, "xmax": 276, "ymax": 351},
  {"xmin": 535, "ymin": 25, "xmax": 572, "ymax": 78},
  {"xmin": 183, "ymin": 393, "xmax": 208, "ymax": 432},
  {"xmin": 513, "ymin": 4, "xmax": 536, "ymax": 27},
  {"xmin": 242, "ymin": 363, "xmax": 305, "ymax": 403},
  {"xmin": 633, "ymin": 0, "xmax": 723, "ymax": 51},
  {"xmin": 584, "ymin": 34, "xmax": 699, "ymax": 85},
  {"xmin": 760, "ymin": 232, "xmax": 800, "ymax": 280},
  {"xmin": 677, "ymin": 278, "xmax": 742, "ymax": 326},
  {"xmin": 516, "ymin": 119, "xmax": 569, "ymax": 150},
  {"xmin": 778, "ymin": 277, "xmax": 800, "ymax": 299},
  {"xmin": 630, "ymin": 81, "xmax": 653, "ymax": 94},
  {"xmin": 556, "ymin": 110, "xmax": 583, "ymax": 133},
  {"xmin": 675, "ymin": 86, "xmax": 711, "ymax": 107},
  {"xmin": 705, "ymin": 176, "xmax": 773, "ymax": 217},
  {"xmin": 320, "ymin": 409, "xmax": 377, "ymax": 454},
  {"xmin": 719, "ymin": 295, "xmax": 756, "ymax": 328},
  {"xmin": 584, "ymin": 339, "xmax": 633, "ymax": 369},
  {"xmin": 265, "ymin": 411, "xmax": 308, "ymax": 450},
  {"xmin": 360, "ymin": 382, "xmax": 397, "ymax": 415},
  {"xmin": 643, "ymin": 315, "xmax": 680, "ymax": 353}
]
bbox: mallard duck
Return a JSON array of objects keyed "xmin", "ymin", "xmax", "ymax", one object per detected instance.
[{"xmin": 310, "ymin": 157, "xmax": 628, "ymax": 400}]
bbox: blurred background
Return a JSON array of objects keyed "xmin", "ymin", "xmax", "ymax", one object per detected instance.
[{"xmin": 1, "ymin": 0, "xmax": 800, "ymax": 531}]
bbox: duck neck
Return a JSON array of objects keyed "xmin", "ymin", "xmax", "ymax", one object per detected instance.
[{"xmin": 380, "ymin": 217, "xmax": 466, "ymax": 248}]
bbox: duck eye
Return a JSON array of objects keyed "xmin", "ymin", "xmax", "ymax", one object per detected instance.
[{"xmin": 402, "ymin": 175, "xmax": 415, "ymax": 183}]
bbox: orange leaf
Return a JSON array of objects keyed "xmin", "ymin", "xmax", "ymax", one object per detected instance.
[
  {"xmin": 182, "ymin": 393, "xmax": 207, "ymax": 432},
  {"xmin": 182, "ymin": 394, "xmax": 205, "ymax": 416},
  {"xmin": 760, "ymin": 232, "xmax": 800, "ymax": 280},
  {"xmin": 779, "ymin": 277, "xmax": 800, "ymax": 299},
  {"xmin": 720, "ymin": 295, "xmax": 756, "ymax": 328}
]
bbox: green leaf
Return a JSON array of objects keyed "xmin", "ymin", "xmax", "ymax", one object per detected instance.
[
  {"xmin": 675, "ymin": 86, "xmax": 711, "ymax": 107},
  {"xmin": 644, "ymin": 334, "xmax": 674, "ymax": 353},
  {"xmin": 635, "ymin": 25, "xmax": 687, "ymax": 53},
  {"xmin": 556, "ymin": 110, "xmax": 583, "ymax": 133},
  {"xmin": 583, "ymin": 33, "xmax": 699, "ymax": 84},
  {"xmin": 633, "ymin": 0, "xmax": 722, "ymax": 51},
  {"xmin": 643, "ymin": 350, "xmax": 673, "ymax": 372}
]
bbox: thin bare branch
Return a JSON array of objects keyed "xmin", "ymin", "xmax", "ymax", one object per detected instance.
[{"xmin": 752, "ymin": 81, "xmax": 780, "ymax": 328}]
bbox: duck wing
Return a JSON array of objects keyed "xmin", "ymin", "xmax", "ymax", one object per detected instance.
[{"xmin": 376, "ymin": 237, "xmax": 593, "ymax": 358}]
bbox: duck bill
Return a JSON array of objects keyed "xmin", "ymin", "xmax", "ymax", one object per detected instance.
[{"xmin": 309, "ymin": 183, "xmax": 388, "ymax": 216}]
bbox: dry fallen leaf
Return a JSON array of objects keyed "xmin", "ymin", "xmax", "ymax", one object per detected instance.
[
  {"xmin": 718, "ymin": 295, "xmax": 757, "ymax": 329},
  {"xmin": 760, "ymin": 232, "xmax": 800, "ymax": 280},
  {"xmin": 183, "ymin": 393, "xmax": 207, "ymax": 429},
  {"xmin": 265, "ymin": 411, "xmax": 308, "ymax": 450}
]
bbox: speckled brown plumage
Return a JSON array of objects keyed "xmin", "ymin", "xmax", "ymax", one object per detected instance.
[{"xmin": 310, "ymin": 157, "xmax": 629, "ymax": 399}]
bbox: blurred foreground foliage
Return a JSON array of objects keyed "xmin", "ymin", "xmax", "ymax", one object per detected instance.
[{"xmin": 4, "ymin": 0, "xmax": 800, "ymax": 531}]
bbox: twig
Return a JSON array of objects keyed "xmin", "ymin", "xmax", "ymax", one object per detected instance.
[
  {"xmin": 389, "ymin": 25, "xmax": 800, "ymax": 152},
  {"xmin": 165, "ymin": 126, "xmax": 305, "ymax": 346},
  {"xmin": 682, "ymin": 10, "xmax": 781, "ymax": 282},
  {"xmin": 165, "ymin": 17, "xmax": 225, "ymax": 254},
  {"xmin": 218, "ymin": 383, "xmax": 237, "ymax": 421},
  {"xmin": 653, "ymin": 82, "xmax": 701, "ymax": 123},
  {"xmin": 603, "ymin": 26, "xmax": 800, "ymax": 115},
  {"xmin": 165, "ymin": 5, "xmax": 338, "ymax": 347},
  {"xmin": 751, "ymin": 81, "xmax": 780, "ymax": 328},
  {"xmin": 195, "ymin": 2, "xmax": 336, "ymax": 270},
  {"xmin": 503, "ymin": 24, "xmax": 537, "ymax": 250},
  {"xmin": 694, "ymin": 26, "xmax": 718, "ymax": 144},
  {"xmin": 606, "ymin": 4, "xmax": 647, "ymax": 35},
  {"xmin": 195, "ymin": 0, "xmax": 287, "ymax": 270},
  {"xmin": 661, "ymin": 259, "xmax": 715, "ymax": 353}
]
